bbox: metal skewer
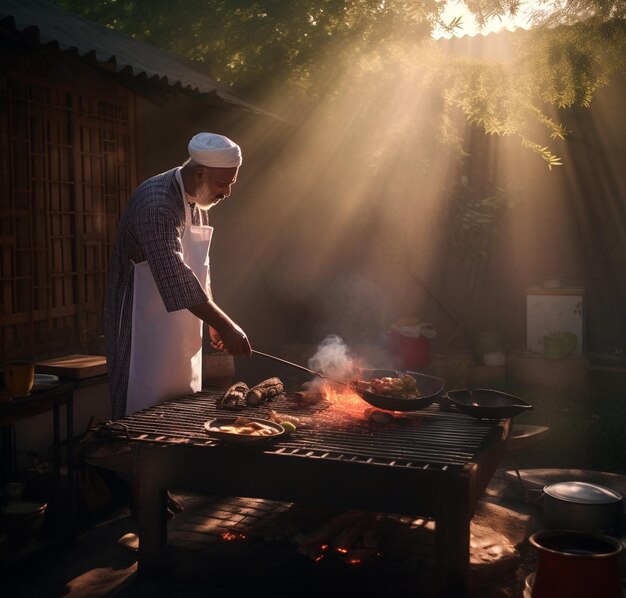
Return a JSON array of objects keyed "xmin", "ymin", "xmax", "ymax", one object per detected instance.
[{"xmin": 251, "ymin": 350, "xmax": 350, "ymax": 388}]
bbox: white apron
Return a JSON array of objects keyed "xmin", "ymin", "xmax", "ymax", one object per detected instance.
[{"xmin": 125, "ymin": 169, "xmax": 213, "ymax": 415}]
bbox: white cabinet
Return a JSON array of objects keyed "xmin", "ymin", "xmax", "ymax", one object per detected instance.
[{"xmin": 526, "ymin": 287, "xmax": 585, "ymax": 355}]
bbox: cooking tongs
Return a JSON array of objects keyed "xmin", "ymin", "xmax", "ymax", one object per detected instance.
[{"xmin": 252, "ymin": 350, "xmax": 444, "ymax": 412}]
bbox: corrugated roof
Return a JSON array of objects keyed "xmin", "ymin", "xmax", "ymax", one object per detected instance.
[
  {"xmin": 434, "ymin": 28, "xmax": 531, "ymax": 61},
  {"xmin": 0, "ymin": 0, "xmax": 278, "ymax": 118}
]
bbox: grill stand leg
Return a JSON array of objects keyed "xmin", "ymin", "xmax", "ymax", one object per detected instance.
[
  {"xmin": 435, "ymin": 510, "xmax": 470, "ymax": 597},
  {"xmin": 135, "ymin": 447, "xmax": 168, "ymax": 578}
]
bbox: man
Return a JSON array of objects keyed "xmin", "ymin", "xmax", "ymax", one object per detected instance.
[{"xmin": 105, "ymin": 132, "xmax": 252, "ymax": 420}]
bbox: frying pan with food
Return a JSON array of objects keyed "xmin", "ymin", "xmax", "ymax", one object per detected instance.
[
  {"xmin": 252, "ymin": 350, "xmax": 445, "ymax": 412},
  {"xmin": 354, "ymin": 369, "xmax": 445, "ymax": 411}
]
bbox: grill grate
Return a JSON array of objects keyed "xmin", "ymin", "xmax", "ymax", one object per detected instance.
[{"xmin": 109, "ymin": 389, "xmax": 500, "ymax": 472}]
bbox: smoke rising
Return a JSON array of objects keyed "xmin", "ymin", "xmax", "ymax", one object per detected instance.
[{"xmin": 307, "ymin": 334, "xmax": 358, "ymax": 380}]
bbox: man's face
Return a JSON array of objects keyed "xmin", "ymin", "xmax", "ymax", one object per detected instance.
[{"xmin": 194, "ymin": 166, "xmax": 238, "ymax": 208}]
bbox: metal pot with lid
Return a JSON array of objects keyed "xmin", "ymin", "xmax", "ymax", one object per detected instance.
[{"xmin": 543, "ymin": 481, "xmax": 623, "ymax": 534}]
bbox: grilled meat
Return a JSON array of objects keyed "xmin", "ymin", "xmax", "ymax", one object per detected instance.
[
  {"xmin": 218, "ymin": 382, "xmax": 249, "ymax": 410},
  {"xmin": 245, "ymin": 377, "xmax": 284, "ymax": 405}
]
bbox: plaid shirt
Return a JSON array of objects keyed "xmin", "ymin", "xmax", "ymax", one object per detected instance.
[{"xmin": 105, "ymin": 167, "xmax": 210, "ymax": 419}]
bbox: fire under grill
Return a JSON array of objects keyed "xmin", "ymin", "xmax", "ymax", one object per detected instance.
[
  {"xmin": 107, "ymin": 389, "xmax": 498, "ymax": 471},
  {"xmin": 117, "ymin": 388, "xmax": 510, "ymax": 598}
]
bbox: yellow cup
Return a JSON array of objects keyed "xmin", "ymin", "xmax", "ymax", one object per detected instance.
[{"xmin": 4, "ymin": 360, "xmax": 35, "ymax": 397}]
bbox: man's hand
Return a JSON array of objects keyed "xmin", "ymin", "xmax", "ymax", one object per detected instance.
[
  {"xmin": 217, "ymin": 322, "xmax": 252, "ymax": 356},
  {"xmin": 189, "ymin": 301, "xmax": 252, "ymax": 357},
  {"xmin": 208, "ymin": 326, "xmax": 224, "ymax": 351}
]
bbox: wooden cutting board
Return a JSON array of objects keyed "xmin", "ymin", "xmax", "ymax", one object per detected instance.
[{"xmin": 36, "ymin": 354, "xmax": 107, "ymax": 379}]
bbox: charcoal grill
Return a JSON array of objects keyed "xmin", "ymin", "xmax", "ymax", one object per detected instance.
[{"xmin": 110, "ymin": 389, "xmax": 509, "ymax": 597}]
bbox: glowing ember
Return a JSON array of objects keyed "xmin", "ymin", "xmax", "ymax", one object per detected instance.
[
  {"xmin": 348, "ymin": 558, "xmax": 362, "ymax": 565},
  {"xmin": 221, "ymin": 531, "xmax": 246, "ymax": 541},
  {"xmin": 336, "ymin": 547, "xmax": 349, "ymax": 554},
  {"xmin": 314, "ymin": 554, "xmax": 325, "ymax": 562}
]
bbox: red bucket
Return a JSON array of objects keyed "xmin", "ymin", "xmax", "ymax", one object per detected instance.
[
  {"xmin": 388, "ymin": 331, "xmax": 430, "ymax": 370},
  {"xmin": 529, "ymin": 530, "xmax": 623, "ymax": 598}
]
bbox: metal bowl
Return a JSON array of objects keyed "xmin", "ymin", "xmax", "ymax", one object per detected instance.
[
  {"xmin": 444, "ymin": 388, "xmax": 533, "ymax": 419},
  {"xmin": 1, "ymin": 500, "xmax": 47, "ymax": 544},
  {"xmin": 355, "ymin": 370, "xmax": 446, "ymax": 412},
  {"xmin": 32, "ymin": 374, "xmax": 59, "ymax": 391},
  {"xmin": 543, "ymin": 481, "xmax": 623, "ymax": 534}
]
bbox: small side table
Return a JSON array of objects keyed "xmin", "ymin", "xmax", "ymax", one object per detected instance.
[
  {"xmin": 0, "ymin": 382, "xmax": 76, "ymax": 543},
  {"xmin": 0, "ymin": 383, "xmax": 75, "ymax": 481}
]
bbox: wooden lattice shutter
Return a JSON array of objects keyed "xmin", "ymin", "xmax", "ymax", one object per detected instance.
[{"xmin": 0, "ymin": 47, "xmax": 137, "ymax": 359}]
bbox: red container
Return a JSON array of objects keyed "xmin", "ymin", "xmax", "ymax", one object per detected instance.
[
  {"xmin": 388, "ymin": 331, "xmax": 430, "ymax": 370},
  {"xmin": 529, "ymin": 530, "xmax": 623, "ymax": 598}
]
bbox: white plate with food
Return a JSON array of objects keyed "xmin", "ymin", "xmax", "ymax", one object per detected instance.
[
  {"xmin": 33, "ymin": 374, "xmax": 60, "ymax": 391},
  {"xmin": 203, "ymin": 416, "xmax": 285, "ymax": 445}
]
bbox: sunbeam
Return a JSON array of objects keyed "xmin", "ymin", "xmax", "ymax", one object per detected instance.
[{"xmin": 201, "ymin": 5, "xmax": 624, "ymax": 354}]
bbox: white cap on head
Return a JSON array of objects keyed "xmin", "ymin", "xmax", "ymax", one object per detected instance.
[{"xmin": 188, "ymin": 132, "xmax": 242, "ymax": 168}]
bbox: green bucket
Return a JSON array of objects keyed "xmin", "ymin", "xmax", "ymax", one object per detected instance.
[{"xmin": 543, "ymin": 332, "xmax": 577, "ymax": 360}]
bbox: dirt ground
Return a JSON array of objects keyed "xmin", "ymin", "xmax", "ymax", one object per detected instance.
[{"xmin": 2, "ymin": 463, "xmax": 625, "ymax": 598}]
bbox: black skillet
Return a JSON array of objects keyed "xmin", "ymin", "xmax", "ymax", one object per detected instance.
[{"xmin": 444, "ymin": 388, "xmax": 533, "ymax": 419}]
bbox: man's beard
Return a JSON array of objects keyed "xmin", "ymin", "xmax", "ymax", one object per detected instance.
[{"xmin": 195, "ymin": 194, "xmax": 224, "ymax": 209}]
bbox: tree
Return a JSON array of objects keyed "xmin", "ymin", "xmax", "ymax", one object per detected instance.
[{"xmin": 53, "ymin": 0, "xmax": 624, "ymax": 167}]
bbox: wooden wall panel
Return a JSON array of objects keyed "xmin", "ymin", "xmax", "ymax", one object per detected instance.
[{"xmin": 0, "ymin": 47, "xmax": 137, "ymax": 359}]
